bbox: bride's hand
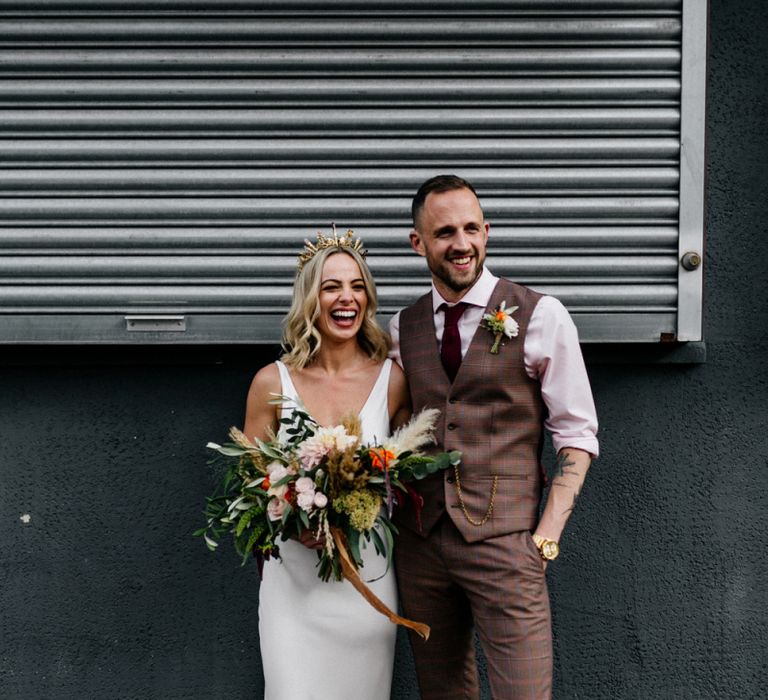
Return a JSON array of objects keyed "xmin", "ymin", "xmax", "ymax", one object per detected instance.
[{"xmin": 293, "ymin": 529, "xmax": 326, "ymax": 551}]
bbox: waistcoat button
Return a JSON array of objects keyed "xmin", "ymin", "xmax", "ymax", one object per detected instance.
[{"xmin": 447, "ymin": 423, "xmax": 456, "ymax": 430}]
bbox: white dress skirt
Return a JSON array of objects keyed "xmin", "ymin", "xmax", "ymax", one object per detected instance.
[{"xmin": 258, "ymin": 359, "xmax": 398, "ymax": 700}]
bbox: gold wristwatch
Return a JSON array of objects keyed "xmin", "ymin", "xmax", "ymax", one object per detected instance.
[{"xmin": 532, "ymin": 534, "xmax": 560, "ymax": 561}]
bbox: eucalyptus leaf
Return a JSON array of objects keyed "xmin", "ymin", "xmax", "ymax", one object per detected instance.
[
  {"xmin": 258, "ymin": 444, "xmax": 285, "ymax": 461},
  {"xmin": 211, "ymin": 446, "xmax": 246, "ymax": 457},
  {"xmin": 227, "ymin": 495, "xmax": 246, "ymax": 512},
  {"xmin": 273, "ymin": 474, "xmax": 294, "ymax": 488},
  {"xmin": 347, "ymin": 530, "xmax": 363, "ymax": 568},
  {"xmin": 370, "ymin": 526, "xmax": 386, "ymax": 557},
  {"xmin": 382, "ymin": 523, "xmax": 395, "ymax": 570}
]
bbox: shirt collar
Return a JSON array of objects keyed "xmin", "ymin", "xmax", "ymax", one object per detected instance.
[{"xmin": 431, "ymin": 266, "xmax": 499, "ymax": 314}]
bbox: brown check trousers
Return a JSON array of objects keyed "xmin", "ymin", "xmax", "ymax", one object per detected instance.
[{"xmin": 396, "ymin": 516, "xmax": 553, "ymax": 700}]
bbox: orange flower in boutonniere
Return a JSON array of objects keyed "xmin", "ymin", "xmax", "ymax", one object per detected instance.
[{"xmin": 482, "ymin": 300, "xmax": 519, "ymax": 354}]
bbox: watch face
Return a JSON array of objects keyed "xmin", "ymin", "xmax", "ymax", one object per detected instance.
[{"xmin": 541, "ymin": 541, "xmax": 560, "ymax": 560}]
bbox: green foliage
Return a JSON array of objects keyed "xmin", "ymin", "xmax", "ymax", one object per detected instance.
[
  {"xmin": 235, "ymin": 508, "xmax": 258, "ymax": 537},
  {"xmin": 396, "ymin": 450, "xmax": 461, "ymax": 481},
  {"xmin": 347, "ymin": 529, "xmax": 363, "ymax": 568}
]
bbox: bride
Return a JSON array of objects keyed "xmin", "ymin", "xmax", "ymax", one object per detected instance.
[{"xmin": 244, "ymin": 231, "xmax": 411, "ymax": 700}]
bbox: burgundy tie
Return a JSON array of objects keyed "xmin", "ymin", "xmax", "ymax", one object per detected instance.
[{"xmin": 440, "ymin": 302, "xmax": 468, "ymax": 382}]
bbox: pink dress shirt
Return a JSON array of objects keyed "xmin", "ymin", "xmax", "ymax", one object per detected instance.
[{"xmin": 389, "ymin": 266, "xmax": 600, "ymax": 458}]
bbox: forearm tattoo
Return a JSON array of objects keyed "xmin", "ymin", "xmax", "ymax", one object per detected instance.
[
  {"xmin": 549, "ymin": 452, "xmax": 578, "ymax": 480},
  {"xmin": 563, "ymin": 490, "xmax": 580, "ymax": 516},
  {"xmin": 548, "ymin": 451, "xmax": 591, "ymax": 516}
]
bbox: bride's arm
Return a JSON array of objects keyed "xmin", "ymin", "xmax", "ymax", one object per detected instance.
[
  {"xmin": 388, "ymin": 362, "xmax": 412, "ymax": 430},
  {"xmin": 245, "ymin": 362, "xmax": 325, "ymax": 551},
  {"xmin": 243, "ymin": 363, "xmax": 281, "ymax": 442}
]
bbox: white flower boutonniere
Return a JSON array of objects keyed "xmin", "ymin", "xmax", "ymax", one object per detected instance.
[{"xmin": 482, "ymin": 301, "xmax": 519, "ymax": 354}]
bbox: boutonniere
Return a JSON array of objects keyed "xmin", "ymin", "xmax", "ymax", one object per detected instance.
[{"xmin": 482, "ymin": 301, "xmax": 519, "ymax": 354}]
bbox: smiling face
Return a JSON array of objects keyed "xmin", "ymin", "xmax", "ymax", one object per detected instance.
[
  {"xmin": 315, "ymin": 252, "xmax": 368, "ymax": 343},
  {"xmin": 410, "ymin": 187, "xmax": 489, "ymax": 302}
]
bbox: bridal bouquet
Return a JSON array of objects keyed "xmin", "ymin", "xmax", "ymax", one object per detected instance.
[{"xmin": 195, "ymin": 398, "xmax": 460, "ymax": 638}]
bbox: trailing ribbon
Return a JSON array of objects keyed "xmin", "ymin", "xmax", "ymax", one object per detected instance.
[
  {"xmin": 330, "ymin": 526, "xmax": 431, "ymax": 641},
  {"xmin": 404, "ymin": 484, "xmax": 425, "ymax": 534}
]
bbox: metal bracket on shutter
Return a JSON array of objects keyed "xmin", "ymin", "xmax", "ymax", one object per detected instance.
[{"xmin": 125, "ymin": 315, "xmax": 186, "ymax": 332}]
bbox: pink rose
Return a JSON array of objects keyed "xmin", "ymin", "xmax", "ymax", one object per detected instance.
[
  {"xmin": 297, "ymin": 491, "xmax": 315, "ymax": 512},
  {"xmin": 267, "ymin": 464, "xmax": 290, "ymax": 500},
  {"xmin": 313, "ymin": 492, "xmax": 328, "ymax": 509},
  {"xmin": 295, "ymin": 476, "xmax": 315, "ymax": 494},
  {"xmin": 267, "ymin": 498, "xmax": 286, "ymax": 522}
]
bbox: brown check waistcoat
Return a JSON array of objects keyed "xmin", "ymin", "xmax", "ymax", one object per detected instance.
[{"xmin": 397, "ymin": 278, "xmax": 546, "ymax": 543}]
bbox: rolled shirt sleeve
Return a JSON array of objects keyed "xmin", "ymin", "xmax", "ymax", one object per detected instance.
[{"xmin": 525, "ymin": 296, "xmax": 600, "ymax": 458}]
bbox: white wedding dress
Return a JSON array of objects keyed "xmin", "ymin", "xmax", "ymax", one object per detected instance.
[{"xmin": 258, "ymin": 359, "xmax": 398, "ymax": 700}]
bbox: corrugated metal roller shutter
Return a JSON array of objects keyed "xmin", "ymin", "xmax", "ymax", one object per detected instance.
[{"xmin": 0, "ymin": 0, "xmax": 704, "ymax": 344}]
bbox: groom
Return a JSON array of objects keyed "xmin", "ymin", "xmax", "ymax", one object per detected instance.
[{"xmin": 389, "ymin": 175, "xmax": 599, "ymax": 699}]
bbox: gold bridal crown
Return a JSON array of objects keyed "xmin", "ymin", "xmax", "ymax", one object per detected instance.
[{"xmin": 297, "ymin": 224, "xmax": 367, "ymax": 272}]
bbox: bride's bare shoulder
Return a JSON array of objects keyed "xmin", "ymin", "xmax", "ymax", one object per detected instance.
[
  {"xmin": 248, "ymin": 362, "xmax": 282, "ymax": 400},
  {"xmin": 244, "ymin": 363, "xmax": 283, "ymax": 440}
]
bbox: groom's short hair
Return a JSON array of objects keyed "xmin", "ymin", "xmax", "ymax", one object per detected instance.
[{"xmin": 411, "ymin": 174, "xmax": 479, "ymax": 228}]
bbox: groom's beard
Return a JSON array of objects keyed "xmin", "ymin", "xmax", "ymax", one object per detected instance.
[{"xmin": 430, "ymin": 254, "xmax": 485, "ymax": 294}]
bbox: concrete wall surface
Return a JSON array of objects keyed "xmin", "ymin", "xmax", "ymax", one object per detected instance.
[{"xmin": 1, "ymin": 1, "xmax": 766, "ymax": 698}]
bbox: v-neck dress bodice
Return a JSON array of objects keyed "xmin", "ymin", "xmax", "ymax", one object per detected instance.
[
  {"xmin": 258, "ymin": 359, "xmax": 397, "ymax": 700},
  {"xmin": 274, "ymin": 358, "xmax": 391, "ymax": 445}
]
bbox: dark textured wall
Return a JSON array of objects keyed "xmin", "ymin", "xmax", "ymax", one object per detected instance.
[{"xmin": 2, "ymin": 2, "xmax": 767, "ymax": 698}]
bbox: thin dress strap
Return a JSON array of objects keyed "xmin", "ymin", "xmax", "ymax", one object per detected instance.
[
  {"xmin": 274, "ymin": 361, "xmax": 299, "ymax": 421},
  {"xmin": 360, "ymin": 359, "xmax": 392, "ymax": 413},
  {"xmin": 358, "ymin": 359, "xmax": 392, "ymax": 444}
]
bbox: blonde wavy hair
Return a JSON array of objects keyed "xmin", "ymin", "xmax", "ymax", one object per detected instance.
[{"xmin": 280, "ymin": 247, "xmax": 390, "ymax": 369}]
